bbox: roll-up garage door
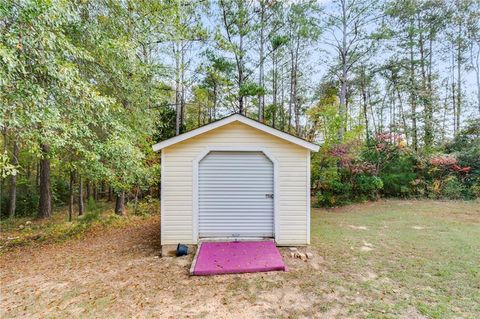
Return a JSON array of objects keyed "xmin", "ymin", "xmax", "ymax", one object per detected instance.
[{"xmin": 198, "ymin": 151, "xmax": 274, "ymax": 238}]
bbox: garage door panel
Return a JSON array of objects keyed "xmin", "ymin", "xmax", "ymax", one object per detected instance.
[{"xmin": 199, "ymin": 151, "xmax": 274, "ymax": 238}]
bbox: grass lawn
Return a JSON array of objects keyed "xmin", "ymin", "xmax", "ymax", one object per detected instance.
[
  {"xmin": 0, "ymin": 199, "xmax": 479, "ymax": 318},
  {"xmin": 308, "ymin": 200, "xmax": 480, "ymax": 318}
]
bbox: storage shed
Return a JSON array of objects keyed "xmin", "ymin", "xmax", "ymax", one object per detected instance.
[{"xmin": 152, "ymin": 114, "xmax": 319, "ymax": 254}]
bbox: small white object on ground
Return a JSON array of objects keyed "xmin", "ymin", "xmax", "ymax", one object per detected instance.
[
  {"xmin": 348, "ymin": 225, "xmax": 368, "ymax": 230},
  {"xmin": 306, "ymin": 252, "xmax": 314, "ymax": 259},
  {"xmin": 363, "ymin": 241, "xmax": 373, "ymax": 247}
]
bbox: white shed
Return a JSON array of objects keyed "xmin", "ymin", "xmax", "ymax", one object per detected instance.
[{"xmin": 152, "ymin": 114, "xmax": 319, "ymax": 254}]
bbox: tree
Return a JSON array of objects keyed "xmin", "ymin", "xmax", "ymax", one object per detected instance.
[
  {"xmin": 285, "ymin": 0, "xmax": 321, "ymax": 135},
  {"xmin": 325, "ymin": 0, "xmax": 378, "ymax": 141},
  {"xmin": 159, "ymin": 0, "xmax": 206, "ymax": 135},
  {"xmin": 0, "ymin": 0, "xmax": 111, "ymax": 218},
  {"xmin": 216, "ymin": 0, "xmax": 255, "ymax": 114}
]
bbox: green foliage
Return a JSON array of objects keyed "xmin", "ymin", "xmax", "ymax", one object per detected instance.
[
  {"xmin": 355, "ymin": 174, "xmax": 383, "ymax": 198},
  {"xmin": 0, "ymin": 178, "xmax": 38, "ymax": 219},
  {"xmin": 239, "ymin": 82, "xmax": 265, "ymax": 97},
  {"xmin": 313, "ymin": 122, "xmax": 480, "ymax": 207},
  {"xmin": 127, "ymin": 196, "xmax": 159, "ymax": 216},
  {"xmin": 0, "ymin": 152, "xmax": 18, "ymax": 178},
  {"xmin": 441, "ymin": 176, "xmax": 465, "ymax": 200},
  {"xmin": 445, "ymin": 119, "xmax": 480, "ymax": 192},
  {"xmin": 361, "ymin": 135, "xmax": 415, "ymax": 197},
  {"xmin": 316, "ymin": 178, "xmax": 352, "ymax": 207}
]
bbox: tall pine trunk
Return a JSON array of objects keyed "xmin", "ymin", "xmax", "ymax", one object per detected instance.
[
  {"xmin": 86, "ymin": 179, "xmax": 92, "ymax": 202},
  {"xmin": 8, "ymin": 139, "xmax": 19, "ymax": 218},
  {"xmin": 288, "ymin": 49, "xmax": 295, "ymax": 132},
  {"xmin": 360, "ymin": 71, "xmax": 369, "ymax": 140},
  {"xmin": 456, "ymin": 29, "xmax": 462, "ymax": 133},
  {"xmin": 115, "ymin": 191, "xmax": 125, "ymax": 216},
  {"xmin": 78, "ymin": 175, "xmax": 84, "ymax": 216},
  {"xmin": 272, "ymin": 50, "xmax": 278, "ymax": 128},
  {"xmin": 69, "ymin": 171, "xmax": 74, "ymax": 222},
  {"xmin": 38, "ymin": 143, "xmax": 52, "ymax": 218},
  {"xmin": 338, "ymin": 0, "xmax": 348, "ymax": 142},
  {"xmin": 258, "ymin": 2, "xmax": 265, "ymax": 122},
  {"xmin": 409, "ymin": 42, "xmax": 418, "ymax": 152}
]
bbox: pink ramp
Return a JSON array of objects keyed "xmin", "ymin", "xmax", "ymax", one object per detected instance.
[{"xmin": 192, "ymin": 241, "xmax": 286, "ymax": 276}]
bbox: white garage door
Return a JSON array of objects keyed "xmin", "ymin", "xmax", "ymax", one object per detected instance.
[{"xmin": 199, "ymin": 151, "xmax": 274, "ymax": 238}]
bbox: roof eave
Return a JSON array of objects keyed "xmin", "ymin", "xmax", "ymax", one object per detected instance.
[{"xmin": 152, "ymin": 114, "xmax": 320, "ymax": 152}]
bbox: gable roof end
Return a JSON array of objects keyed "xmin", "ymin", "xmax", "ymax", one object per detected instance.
[{"xmin": 152, "ymin": 114, "xmax": 320, "ymax": 152}]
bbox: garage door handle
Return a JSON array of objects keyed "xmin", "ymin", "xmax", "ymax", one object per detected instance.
[{"xmin": 265, "ymin": 194, "xmax": 274, "ymax": 199}]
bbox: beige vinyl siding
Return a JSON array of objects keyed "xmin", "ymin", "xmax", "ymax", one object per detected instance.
[{"xmin": 161, "ymin": 121, "xmax": 309, "ymax": 245}]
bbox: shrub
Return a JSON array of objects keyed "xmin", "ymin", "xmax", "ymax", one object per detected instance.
[
  {"xmin": 127, "ymin": 195, "xmax": 159, "ymax": 216},
  {"xmin": 355, "ymin": 174, "xmax": 383, "ymax": 200},
  {"xmin": 441, "ymin": 176, "xmax": 465, "ymax": 200},
  {"xmin": 316, "ymin": 179, "xmax": 352, "ymax": 207}
]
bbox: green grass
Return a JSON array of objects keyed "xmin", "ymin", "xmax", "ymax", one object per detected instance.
[{"xmin": 309, "ymin": 199, "xmax": 480, "ymax": 318}]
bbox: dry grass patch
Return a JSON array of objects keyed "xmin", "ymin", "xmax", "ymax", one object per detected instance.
[{"xmin": 0, "ymin": 199, "xmax": 479, "ymax": 318}]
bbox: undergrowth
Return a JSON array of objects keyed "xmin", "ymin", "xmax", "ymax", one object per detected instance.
[{"xmin": 0, "ymin": 198, "xmax": 159, "ymax": 252}]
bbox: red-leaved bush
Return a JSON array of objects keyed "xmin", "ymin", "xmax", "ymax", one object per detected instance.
[{"xmin": 429, "ymin": 155, "xmax": 457, "ymax": 166}]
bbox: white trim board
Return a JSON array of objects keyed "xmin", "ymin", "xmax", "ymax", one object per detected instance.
[
  {"xmin": 192, "ymin": 147, "xmax": 280, "ymax": 244},
  {"xmin": 306, "ymin": 150, "xmax": 311, "ymax": 245},
  {"xmin": 152, "ymin": 114, "xmax": 320, "ymax": 152},
  {"xmin": 160, "ymin": 149, "xmax": 165, "ymax": 246}
]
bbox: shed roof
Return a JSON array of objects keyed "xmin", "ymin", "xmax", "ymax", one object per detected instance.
[{"xmin": 152, "ymin": 113, "xmax": 320, "ymax": 152}]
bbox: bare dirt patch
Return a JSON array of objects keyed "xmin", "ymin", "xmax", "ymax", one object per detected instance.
[
  {"xmin": 0, "ymin": 216, "xmax": 331, "ymax": 319},
  {"xmin": 1, "ymin": 199, "xmax": 479, "ymax": 318}
]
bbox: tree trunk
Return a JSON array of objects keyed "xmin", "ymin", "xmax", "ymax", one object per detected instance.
[
  {"xmin": 115, "ymin": 191, "xmax": 125, "ymax": 216},
  {"xmin": 36, "ymin": 161, "xmax": 40, "ymax": 187},
  {"xmin": 338, "ymin": 0, "xmax": 348, "ymax": 142},
  {"xmin": 396, "ymin": 88, "xmax": 409, "ymax": 144},
  {"xmin": 409, "ymin": 42, "xmax": 418, "ymax": 153},
  {"xmin": 456, "ymin": 23, "xmax": 462, "ymax": 132},
  {"xmin": 258, "ymin": 2, "xmax": 265, "ymax": 122},
  {"xmin": 86, "ymin": 179, "xmax": 92, "ymax": 202},
  {"xmin": 38, "ymin": 143, "xmax": 52, "ymax": 218},
  {"xmin": 360, "ymin": 70, "xmax": 369, "ymax": 140},
  {"xmin": 272, "ymin": 50, "xmax": 277, "ymax": 128},
  {"xmin": 288, "ymin": 49, "xmax": 295, "ymax": 132},
  {"xmin": 294, "ymin": 39, "xmax": 301, "ymax": 137},
  {"xmin": 101, "ymin": 181, "xmax": 105, "ymax": 199},
  {"xmin": 69, "ymin": 171, "xmax": 74, "ymax": 222},
  {"xmin": 78, "ymin": 175, "xmax": 84, "ymax": 216},
  {"xmin": 8, "ymin": 139, "xmax": 19, "ymax": 218},
  {"xmin": 474, "ymin": 46, "xmax": 480, "ymax": 112},
  {"xmin": 180, "ymin": 43, "xmax": 186, "ymax": 130},
  {"xmin": 212, "ymin": 83, "xmax": 217, "ymax": 121},
  {"xmin": 174, "ymin": 41, "xmax": 182, "ymax": 136},
  {"xmin": 0, "ymin": 128, "xmax": 6, "ymax": 218},
  {"xmin": 420, "ymin": 28, "xmax": 433, "ymax": 150},
  {"xmin": 238, "ymin": 34, "xmax": 244, "ymax": 114},
  {"xmin": 134, "ymin": 188, "xmax": 139, "ymax": 214}
]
